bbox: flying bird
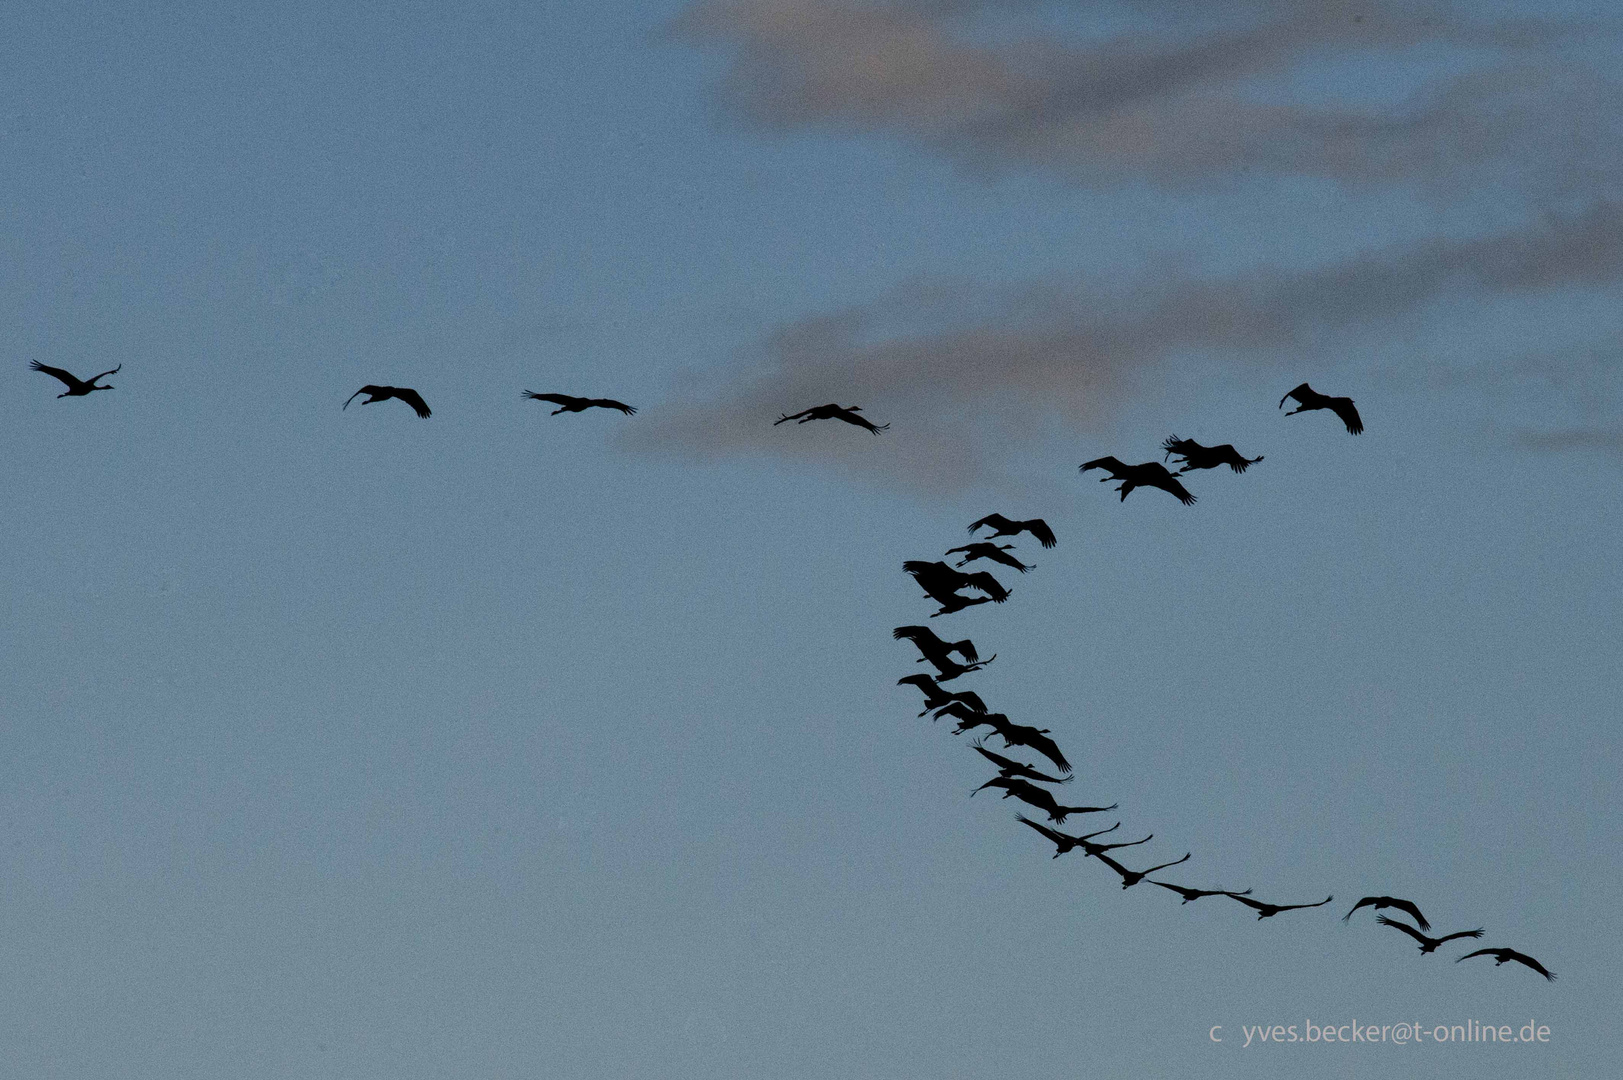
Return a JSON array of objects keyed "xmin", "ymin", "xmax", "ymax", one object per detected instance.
[
  {"xmin": 30, "ymin": 361, "xmax": 119, "ymax": 397},
  {"xmin": 902, "ymin": 561, "xmax": 1010, "ymax": 613},
  {"xmin": 932, "ymin": 701, "xmax": 1006, "ymax": 735},
  {"xmin": 1090, "ymin": 850, "xmax": 1192, "ymax": 890},
  {"xmin": 522, "ymin": 391, "xmax": 636, "ymax": 415},
  {"xmin": 967, "ymin": 514, "xmax": 1057, "ymax": 548},
  {"xmin": 773, "ymin": 403, "xmax": 888, "ymax": 434},
  {"xmin": 977, "ymin": 713, "xmax": 1071, "ymax": 774},
  {"xmin": 896, "ymin": 674, "xmax": 987, "ymax": 718},
  {"xmin": 971, "ymin": 740, "xmax": 1073, "ymax": 785},
  {"xmin": 1344, "ymin": 895, "xmax": 1431, "ymax": 932},
  {"xmin": 1279, "ymin": 382, "xmax": 1363, "ymax": 434},
  {"xmin": 892, "ymin": 625, "xmax": 984, "ymax": 666},
  {"xmin": 1223, "ymin": 892, "xmax": 1334, "ymax": 920},
  {"xmin": 344, "ymin": 385, "xmax": 431, "ymax": 418},
  {"xmin": 944, "ymin": 543, "xmax": 1033, "ymax": 573},
  {"xmin": 1161, "ymin": 435, "xmax": 1264, "ymax": 475},
  {"xmin": 1015, "ymin": 817, "xmax": 1133, "ymax": 859},
  {"xmin": 972, "ymin": 778, "xmax": 1113, "ymax": 824},
  {"xmin": 1375, "ymin": 916, "xmax": 1484, "ymax": 955},
  {"xmin": 1455, "ymin": 947, "xmax": 1555, "ymax": 981},
  {"xmin": 915, "ymin": 653, "xmax": 992, "ymax": 683},
  {"xmin": 1079, "ymin": 457, "xmax": 1197, "ymax": 505},
  {"xmin": 1148, "ymin": 881, "xmax": 1251, "ymax": 905}
]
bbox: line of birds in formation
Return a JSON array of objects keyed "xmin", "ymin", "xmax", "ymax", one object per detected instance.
[
  {"xmin": 27, "ymin": 361, "xmax": 1351, "ymax": 451},
  {"xmin": 892, "ymin": 519, "xmax": 1551, "ymax": 978},
  {"xmin": 31, "ymin": 359, "xmax": 1552, "ymax": 979},
  {"xmin": 27, "ymin": 362, "xmax": 892, "ymax": 435}
]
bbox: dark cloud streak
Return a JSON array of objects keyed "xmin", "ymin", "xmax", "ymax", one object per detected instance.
[{"xmin": 628, "ymin": 203, "xmax": 1623, "ymax": 491}]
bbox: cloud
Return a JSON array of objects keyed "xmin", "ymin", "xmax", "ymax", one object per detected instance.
[
  {"xmin": 625, "ymin": 202, "xmax": 1623, "ymax": 492},
  {"xmin": 672, "ymin": 0, "xmax": 1618, "ymax": 193}
]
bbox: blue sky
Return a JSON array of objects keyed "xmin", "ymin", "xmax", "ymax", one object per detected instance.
[{"xmin": 2, "ymin": 2, "xmax": 1620, "ymax": 1077}]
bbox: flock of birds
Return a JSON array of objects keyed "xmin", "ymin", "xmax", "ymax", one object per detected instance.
[
  {"xmin": 30, "ymin": 361, "xmax": 1553, "ymax": 981},
  {"xmin": 889, "ymin": 394, "xmax": 1555, "ymax": 983}
]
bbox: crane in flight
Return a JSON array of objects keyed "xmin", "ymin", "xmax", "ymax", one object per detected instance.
[
  {"xmin": 1016, "ymin": 818, "xmax": 1143, "ymax": 859},
  {"xmin": 1161, "ymin": 435, "xmax": 1263, "ymax": 475},
  {"xmin": 344, "ymin": 385, "xmax": 431, "ymax": 418},
  {"xmin": 1375, "ymin": 916, "xmax": 1484, "ymax": 955},
  {"xmin": 1279, "ymin": 382, "xmax": 1363, "ymax": 434},
  {"xmin": 1080, "ymin": 457, "xmax": 1196, "ymax": 505},
  {"xmin": 967, "ymin": 514, "xmax": 1057, "ymax": 548},
  {"xmin": 773, "ymin": 403, "xmax": 888, "ymax": 434},
  {"xmin": 896, "ymin": 674, "xmax": 987, "ymax": 718},
  {"xmin": 1456, "ymin": 947, "xmax": 1555, "ymax": 981},
  {"xmin": 1090, "ymin": 849, "xmax": 1192, "ymax": 890},
  {"xmin": 892, "ymin": 626, "xmax": 985, "ymax": 667},
  {"xmin": 522, "ymin": 391, "xmax": 636, "ymax": 415},
  {"xmin": 944, "ymin": 543, "xmax": 1033, "ymax": 573},
  {"xmin": 30, "ymin": 361, "xmax": 120, "ymax": 397},
  {"xmin": 970, "ymin": 739, "xmax": 1072, "ymax": 785},
  {"xmin": 971, "ymin": 777, "xmax": 1113, "ymax": 825},
  {"xmin": 1147, "ymin": 881, "xmax": 1251, "ymax": 905},
  {"xmin": 1344, "ymin": 895, "xmax": 1430, "ymax": 931},
  {"xmin": 1223, "ymin": 891, "xmax": 1334, "ymax": 920}
]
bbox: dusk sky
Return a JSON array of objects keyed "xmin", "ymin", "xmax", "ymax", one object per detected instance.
[{"xmin": 2, "ymin": 2, "xmax": 1620, "ymax": 1077}]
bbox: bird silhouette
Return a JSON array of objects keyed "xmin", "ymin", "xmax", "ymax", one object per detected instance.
[
  {"xmin": 1016, "ymin": 817, "xmax": 1128, "ymax": 858},
  {"xmin": 896, "ymin": 674, "xmax": 987, "ymax": 717},
  {"xmin": 1148, "ymin": 881, "xmax": 1251, "ymax": 905},
  {"xmin": 773, "ymin": 403, "xmax": 888, "ymax": 434},
  {"xmin": 944, "ymin": 543, "xmax": 1033, "ymax": 573},
  {"xmin": 1079, "ymin": 457, "xmax": 1197, "ymax": 505},
  {"xmin": 522, "ymin": 391, "xmax": 636, "ymax": 415},
  {"xmin": 1279, "ymin": 382, "xmax": 1362, "ymax": 434},
  {"xmin": 932, "ymin": 701, "xmax": 1006, "ymax": 736},
  {"xmin": 977, "ymin": 712, "xmax": 1071, "ymax": 774},
  {"xmin": 972, "ymin": 777, "xmax": 1113, "ymax": 824},
  {"xmin": 1223, "ymin": 892, "xmax": 1334, "ymax": 920},
  {"xmin": 1344, "ymin": 895, "xmax": 1431, "ymax": 931},
  {"xmin": 344, "ymin": 385, "xmax": 431, "ymax": 418},
  {"xmin": 902, "ymin": 561, "xmax": 1010, "ymax": 612},
  {"xmin": 1161, "ymin": 435, "xmax": 1264, "ymax": 475},
  {"xmin": 892, "ymin": 625, "xmax": 984, "ymax": 666},
  {"xmin": 1455, "ymin": 947, "xmax": 1555, "ymax": 981},
  {"xmin": 971, "ymin": 739, "xmax": 1074, "ymax": 785},
  {"xmin": 1090, "ymin": 850, "xmax": 1192, "ymax": 889},
  {"xmin": 967, "ymin": 514, "xmax": 1057, "ymax": 548},
  {"xmin": 30, "ymin": 361, "xmax": 119, "ymax": 397},
  {"xmin": 1375, "ymin": 916, "xmax": 1484, "ymax": 955}
]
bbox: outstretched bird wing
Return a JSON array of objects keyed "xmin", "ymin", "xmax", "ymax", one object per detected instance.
[
  {"xmin": 1015, "ymin": 814, "xmax": 1074, "ymax": 855},
  {"xmin": 1374, "ymin": 915, "xmax": 1430, "ymax": 944},
  {"xmin": 1433, "ymin": 928, "xmax": 1486, "ymax": 945},
  {"xmin": 1022, "ymin": 519, "xmax": 1057, "ymax": 548},
  {"xmin": 1278, "ymin": 895, "xmax": 1334, "ymax": 912},
  {"xmin": 524, "ymin": 391, "xmax": 583, "ymax": 408},
  {"xmin": 1457, "ymin": 949, "xmax": 1555, "ymax": 980},
  {"xmin": 343, "ymin": 385, "xmax": 387, "ymax": 410},
  {"xmin": 833, "ymin": 408, "xmax": 888, "ymax": 433},
  {"xmin": 393, "ymin": 387, "xmax": 432, "ymax": 418},
  {"xmin": 1001, "ymin": 725, "xmax": 1070, "ymax": 774},
  {"xmin": 588, "ymin": 398, "xmax": 637, "ymax": 414},
  {"xmin": 29, "ymin": 360, "xmax": 80, "ymax": 388},
  {"xmin": 1156, "ymin": 472, "xmax": 1198, "ymax": 505},
  {"xmin": 86, "ymin": 364, "xmax": 121, "ymax": 384},
  {"xmin": 967, "ymin": 513, "xmax": 1010, "ymax": 536},
  {"xmin": 1329, "ymin": 396, "xmax": 1363, "ymax": 435},
  {"xmin": 1080, "ymin": 456, "xmax": 1129, "ymax": 478},
  {"xmin": 1279, "ymin": 382, "xmax": 1314, "ymax": 408}
]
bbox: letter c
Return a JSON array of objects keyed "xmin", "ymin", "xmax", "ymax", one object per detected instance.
[{"xmin": 1210, "ymin": 1026, "xmax": 1223, "ymax": 1042}]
